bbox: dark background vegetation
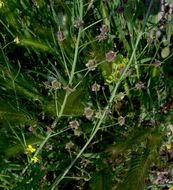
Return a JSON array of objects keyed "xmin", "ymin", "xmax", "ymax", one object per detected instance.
[{"xmin": 0, "ymin": 0, "xmax": 173, "ymax": 189}]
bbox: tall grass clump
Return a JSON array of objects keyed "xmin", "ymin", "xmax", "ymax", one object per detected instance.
[{"xmin": 0, "ymin": 0, "xmax": 173, "ymax": 189}]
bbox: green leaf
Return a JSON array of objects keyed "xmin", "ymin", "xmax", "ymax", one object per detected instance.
[
  {"xmin": 116, "ymin": 149, "xmax": 154, "ymax": 190},
  {"xmin": 5, "ymin": 136, "xmax": 43, "ymax": 158},
  {"xmin": 116, "ymin": 132, "xmax": 162, "ymax": 190},
  {"xmin": 21, "ymin": 38, "xmax": 50, "ymax": 52},
  {"xmin": 161, "ymin": 47, "xmax": 170, "ymax": 58},
  {"xmin": 0, "ymin": 102, "xmax": 37, "ymax": 124},
  {"xmin": 45, "ymin": 89, "xmax": 87, "ymax": 117},
  {"xmin": 0, "ymin": 64, "xmax": 43, "ymax": 101},
  {"xmin": 106, "ymin": 128, "xmax": 154, "ymax": 156},
  {"xmin": 90, "ymin": 169, "xmax": 112, "ymax": 190}
]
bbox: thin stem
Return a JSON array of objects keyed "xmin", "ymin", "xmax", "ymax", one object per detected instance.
[
  {"xmin": 54, "ymin": 90, "xmax": 59, "ymax": 117},
  {"xmin": 22, "ymin": 132, "xmax": 52, "ymax": 174},
  {"xmin": 53, "ymin": 0, "xmax": 84, "ymax": 122},
  {"xmin": 50, "ymin": 112, "xmax": 106, "ymax": 190},
  {"xmin": 49, "ymin": 1, "xmax": 154, "ymax": 186},
  {"xmin": 109, "ymin": 32, "xmax": 143, "ymax": 104},
  {"xmin": 50, "ymin": 127, "xmax": 71, "ymax": 138},
  {"xmin": 81, "ymin": 19, "xmax": 102, "ymax": 32},
  {"xmin": 0, "ymin": 46, "xmax": 20, "ymax": 109},
  {"xmin": 74, "ymin": 60, "xmax": 106, "ymax": 74},
  {"xmin": 8, "ymin": 122, "xmax": 25, "ymax": 150},
  {"xmin": 69, "ymin": 28, "xmax": 82, "ymax": 85},
  {"xmin": 149, "ymin": 42, "xmax": 161, "ymax": 65},
  {"xmin": 2, "ymin": 41, "xmax": 14, "ymax": 49},
  {"xmin": 57, "ymin": 92, "xmax": 69, "ymax": 118},
  {"xmin": 0, "ymin": 20, "xmax": 14, "ymax": 37},
  {"xmin": 59, "ymin": 44, "xmax": 70, "ymax": 79},
  {"xmin": 69, "ymin": 1, "xmax": 83, "ymax": 85}
]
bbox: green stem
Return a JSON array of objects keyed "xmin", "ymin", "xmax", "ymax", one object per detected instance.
[
  {"xmin": 51, "ymin": 0, "xmax": 83, "ymax": 127},
  {"xmin": 109, "ymin": 32, "xmax": 143, "ymax": 104},
  {"xmin": 69, "ymin": 27, "xmax": 82, "ymax": 85},
  {"xmin": 50, "ymin": 1, "xmax": 154, "ymax": 189},
  {"xmin": 57, "ymin": 92, "xmax": 69, "ymax": 118},
  {"xmin": 69, "ymin": 0, "xmax": 83, "ymax": 84},
  {"xmin": 50, "ymin": 112, "xmax": 106, "ymax": 190},
  {"xmin": 50, "ymin": 28, "xmax": 144, "ymax": 190},
  {"xmin": 59, "ymin": 44, "xmax": 70, "ymax": 79},
  {"xmin": 0, "ymin": 20, "xmax": 14, "ymax": 37},
  {"xmin": 55, "ymin": 90, "xmax": 59, "ymax": 117},
  {"xmin": 22, "ymin": 132, "xmax": 52, "ymax": 174},
  {"xmin": 50, "ymin": 7, "xmax": 153, "ymax": 187}
]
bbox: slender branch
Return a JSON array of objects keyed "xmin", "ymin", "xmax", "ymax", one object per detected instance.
[{"xmin": 49, "ymin": 1, "xmax": 154, "ymax": 187}]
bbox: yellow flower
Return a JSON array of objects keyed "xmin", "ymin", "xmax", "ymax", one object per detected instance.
[
  {"xmin": 169, "ymin": 186, "xmax": 173, "ymax": 190},
  {"xmin": 14, "ymin": 37, "xmax": 20, "ymax": 44},
  {"xmin": 106, "ymin": 75, "xmax": 113, "ymax": 84},
  {"xmin": 0, "ymin": 1, "xmax": 4, "ymax": 8},
  {"xmin": 166, "ymin": 143, "xmax": 171, "ymax": 150},
  {"xmin": 31, "ymin": 156, "xmax": 39, "ymax": 163},
  {"xmin": 26, "ymin": 145, "xmax": 36, "ymax": 153}
]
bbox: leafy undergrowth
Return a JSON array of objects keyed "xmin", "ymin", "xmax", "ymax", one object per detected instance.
[{"xmin": 0, "ymin": 0, "xmax": 173, "ymax": 189}]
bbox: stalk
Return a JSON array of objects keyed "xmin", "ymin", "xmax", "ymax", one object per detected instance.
[{"xmin": 49, "ymin": 1, "xmax": 154, "ymax": 188}]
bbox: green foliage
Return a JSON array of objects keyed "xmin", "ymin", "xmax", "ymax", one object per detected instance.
[
  {"xmin": 101, "ymin": 54, "xmax": 128, "ymax": 84},
  {"xmin": 117, "ymin": 149, "xmax": 154, "ymax": 190},
  {"xmin": 0, "ymin": 103, "xmax": 36, "ymax": 124},
  {"xmin": 116, "ymin": 130, "xmax": 162, "ymax": 190},
  {"xmin": 0, "ymin": 0, "xmax": 173, "ymax": 189},
  {"xmin": 90, "ymin": 169, "xmax": 112, "ymax": 190},
  {"xmin": 45, "ymin": 88, "xmax": 87, "ymax": 117}
]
